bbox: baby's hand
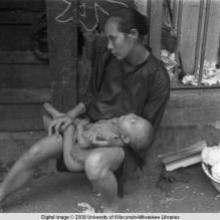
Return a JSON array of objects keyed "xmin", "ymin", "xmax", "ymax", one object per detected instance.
[{"xmin": 91, "ymin": 136, "xmax": 110, "ymax": 147}]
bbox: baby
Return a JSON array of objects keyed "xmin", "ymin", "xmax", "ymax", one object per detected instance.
[{"xmin": 44, "ymin": 103, "xmax": 153, "ymax": 171}]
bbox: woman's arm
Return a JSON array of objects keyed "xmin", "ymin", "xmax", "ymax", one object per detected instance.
[
  {"xmin": 43, "ymin": 102, "xmax": 86, "ymax": 136},
  {"xmin": 43, "ymin": 103, "xmax": 64, "ymax": 118},
  {"xmin": 66, "ymin": 102, "xmax": 86, "ymax": 121}
]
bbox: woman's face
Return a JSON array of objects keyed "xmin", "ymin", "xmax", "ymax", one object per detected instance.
[{"xmin": 104, "ymin": 19, "xmax": 135, "ymax": 60}]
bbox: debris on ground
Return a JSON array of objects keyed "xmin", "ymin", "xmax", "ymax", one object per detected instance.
[
  {"xmin": 77, "ymin": 202, "xmax": 96, "ymax": 213},
  {"xmin": 33, "ymin": 167, "xmax": 49, "ymax": 179},
  {"xmin": 156, "ymin": 141, "xmax": 207, "ymax": 193},
  {"xmin": 159, "ymin": 197, "xmax": 185, "ymax": 204},
  {"xmin": 160, "ymin": 140, "xmax": 206, "ymax": 171},
  {"xmin": 156, "ymin": 165, "xmax": 190, "ymax": 194},
  {"xmin": 214, "ymin": 194, "xmax": 220, "ymax": 200}
]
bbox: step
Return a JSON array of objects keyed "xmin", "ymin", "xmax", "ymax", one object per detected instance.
[
  {"xmin": 0, "ymin": 64, "xmax": 50, "ymax": 88},
  {"xmin": 161, "ymin": 89, "xmax": 220, "ymax": 127},
  {"xmin": 0, "ymin": 88, "xmax": 51, "ymax": 131}
]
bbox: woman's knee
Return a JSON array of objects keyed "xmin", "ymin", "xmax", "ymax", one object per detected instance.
[{"xmin": 85, "ymin": 152, "xmax": 108, "ymax": 181}]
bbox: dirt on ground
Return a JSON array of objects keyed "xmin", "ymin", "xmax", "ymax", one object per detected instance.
[
  {"xmin": 1, "ymin": 160, "xmax": 220, "ymax": 213},
  {"xmin": 0, "ymin": 132, "xmax": 220, "ymax": 213}
]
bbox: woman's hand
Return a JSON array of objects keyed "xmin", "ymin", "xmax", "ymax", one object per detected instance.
[
  {"xmin": 48, "ymin": 115, "xmax": 73, "ymax": 137},
  {"xmin": 45, "ymin": 102, "xmax": 86, "ymax": 137}
]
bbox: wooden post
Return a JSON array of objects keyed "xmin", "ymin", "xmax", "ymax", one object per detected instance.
[
  {"xmin": 179, "ymin": 0, "xmax": 201, "ymax": 74},
  {"xmin": 149, "ymin": 0, "xmax": 163, "ymax": 59},
  {"xmin": 198, "ymin": 0, "xmax": 211, "ymax": 83},
  {"xmin": 46, "ymin": 0, "xmax": 78, "ymax": 113},
  {"xmin": 205, "ymin": 0, "xmax": 220, "ymax": 64}
]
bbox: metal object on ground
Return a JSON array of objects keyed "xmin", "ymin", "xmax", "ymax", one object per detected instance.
[{"xmin": 202, "ymin": 162, "xmax": 220, "ymax": 193}]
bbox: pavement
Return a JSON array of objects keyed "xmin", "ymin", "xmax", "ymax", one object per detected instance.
[
  {"xmin": 1, "ymin": 163, "xmax": 220, "ymax": 213},
  {"xmin": 0, "ymin": 132, "xmax": 220, "ymax": 213}
]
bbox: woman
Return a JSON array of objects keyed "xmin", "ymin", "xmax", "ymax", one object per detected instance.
[{"xmin": 0, "ymin": 8, "xmax": 170, "ymax": 212}]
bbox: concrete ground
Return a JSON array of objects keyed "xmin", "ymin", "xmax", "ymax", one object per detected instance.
[{"xmin": 0, "ymin": 131, "xmax": 220, "ymax": 213}]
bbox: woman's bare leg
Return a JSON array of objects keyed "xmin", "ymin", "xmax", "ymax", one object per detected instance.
[
  {"xmin": 84, "ymin": 147, "xmax": 125, "ymax": 212},
  {"xmin": 0, "ymin": 134, "xmax": 63, "ymax": 205}
]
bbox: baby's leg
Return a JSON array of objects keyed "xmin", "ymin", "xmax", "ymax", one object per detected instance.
[{"xmin": 63, "ymin": 125, "xmax": 85, "ymax": 171}]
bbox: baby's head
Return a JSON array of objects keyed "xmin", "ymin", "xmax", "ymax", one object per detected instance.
[{"xmin": 118, "ymin": 113, "xmax": 153, "ymax": 150}]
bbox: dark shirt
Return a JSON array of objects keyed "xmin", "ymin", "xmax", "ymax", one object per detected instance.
[{"xmin": 82, "ymin": 38, "xmax": 170, "ymax": 132}]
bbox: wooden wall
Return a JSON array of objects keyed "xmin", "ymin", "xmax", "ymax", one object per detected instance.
[
  {"xmin": 0, "ymin": 0, "xmax": 50, "ymax": 89},
  {"xmin": 0, "ymin": 0, "xmax": 51, "ymax": 131}
]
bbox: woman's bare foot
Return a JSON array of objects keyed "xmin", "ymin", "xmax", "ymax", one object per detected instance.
[{"xmin": 100, "ymin": 197, "xmax": 121, "ymax": 213}]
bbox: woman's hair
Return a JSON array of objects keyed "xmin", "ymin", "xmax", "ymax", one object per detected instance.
[{"xmin": 108, "ymin": 8, "xmax": 149, "ymax": 38}]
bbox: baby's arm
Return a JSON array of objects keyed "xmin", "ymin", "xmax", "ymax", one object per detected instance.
[
  {"xmin": 63, "ymin": 124, "xmax": 83, "ymax": 171},
  {"xmin": 76, "ymin": 120, "xmax": 92, "ymax": 148},
  {"xmin": 91, "ymin": 136, "xmax": 124, "ymax": 148}
]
